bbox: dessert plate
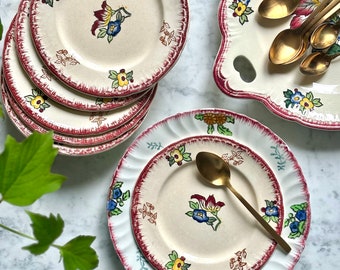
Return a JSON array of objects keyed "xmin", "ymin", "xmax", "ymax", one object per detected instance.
[
  {"xmin": 30, "ymin": 0, "xmax": 189, "ymax": 97},
  {"xmin": 213, "ymin": 0, "xmax": 340, "ymax": 130},
  {"xmin": 1, "ymin": 79, "xmax": 151, "ymax": 147},
  {"xmin": 131, "ymin": 136, "xmax": 283, "ymax": 269},
  {"xmin": 107, "ymin": 108, "xmax": 310, "ymax": 269},
  {"xmin": 2, "ymin": 22, "xmax": 156, "ymax": 136},
  {"xmin": 1, "ymin": 78, "xmax": 145, "ymax": 156},
  {"xmin": 15, "ymin": 0, "xmax": 149, "ymax": 112}
]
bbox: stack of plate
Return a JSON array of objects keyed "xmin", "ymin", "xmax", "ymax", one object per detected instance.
[{"xmin": 1, "ymin": 0, "xmax": 189, "ymax": 155}]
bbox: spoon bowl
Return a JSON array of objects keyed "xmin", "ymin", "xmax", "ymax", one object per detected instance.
[
  {"xmin": 300, "ymin": 51, "xmax": 340, "ymax": 75},
  {"xmin": 269, "ymin": 28, "xmax": 306, "ymax": 65},
  {"xmin": 196, "ymin": 152, "xmax": 291, "ymax": 253},
  {"xmin": 269, "ymin": 0, "xmax": 338, "ymax": 65},
  {"xmin": 310, "ymin": 21, "xmax": 340, "ymax": 50},
  {"xmin": 196, "ymin": 151, "xmax": 230, "ymax": 187},
  {"xmin": 258, "ymin": 0, "xmax": 300, "ymax": 19}
]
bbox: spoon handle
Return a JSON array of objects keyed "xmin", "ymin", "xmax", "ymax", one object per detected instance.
[
  {"xmin": 226, "ymin": 184, "xmax": 292, "ymax": 253},
  {"xmin": 298, "ymin": 0, "xmax": 334, "ymax": 34},
  {"xmin": 302, "ymin": 0, "xmax": 340, "ymax": 36}
]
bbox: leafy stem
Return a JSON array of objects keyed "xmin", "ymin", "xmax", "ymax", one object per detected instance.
[
  {"xmin": 0, "ymin": 223, "xmax": 36, "ymax": 241},
  {"xmin": 0, "ymin": 132, "xmax": 99, "ymax": 269}
]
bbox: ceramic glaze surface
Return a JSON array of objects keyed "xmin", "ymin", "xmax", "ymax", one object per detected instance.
[{"xmin": 1, "ymin": 1, "xmax": 340, "ymax": 270}]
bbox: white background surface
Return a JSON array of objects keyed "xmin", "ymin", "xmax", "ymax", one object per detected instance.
[{"xmin": 1, "ymin": 0, "xmax": 340, "ymax": 269}]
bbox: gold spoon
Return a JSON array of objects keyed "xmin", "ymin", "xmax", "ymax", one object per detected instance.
[
  {"xmin": 258, "ymin": 0, "xmax": 300, "ymax": 19},
  {"xmin": 269, "ymin": 0, "xmax": 339, "ymax": 65},
  {"xmin": 300, "ymin": 51, "xmax": 340, "ymax": 75},
  {"xmin": 310, "ymin": 21, "xmax": 340, "ymax": 50},
  {"xmin": 195, "ymin": 152, "xmax": 291, "ymax": 253}
]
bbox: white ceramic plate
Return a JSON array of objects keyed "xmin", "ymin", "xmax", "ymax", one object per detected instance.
[
  {"xmin": 0, "ymin": 76, "xmax": 144, "ymax": 156},
  {"xmin": 131, "ymin": 136, "xmax": 283, "ymax": 269},
  {"xmin": 15, "ymin": 0, "xmax": 149, "ymax": 112},
  {"xmin": 213, "ymin": 0, "xmax": 340, "ymax": 130},
  {"xmin": 1, "ymin": 79, "xmax": 151, "ymax": 147},
  {"xmin": 2, "ymin": 21, "xmax": 156, "ymax": 136},
  {"xmin": 107, "ymin": 109, "xmax": 310, "ymax": 269},
  {"xmin": 30, "ymin": 0, "xmax": 189, "ymax": 97}
]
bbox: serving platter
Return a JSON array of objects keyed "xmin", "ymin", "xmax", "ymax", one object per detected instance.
[
  {"xmin": 29, "ymin": 0, "xmax": 189, "ymax": 97},
  {"xmin": 2, "ymin": 22, "xmax": 156, "ymax": 136},
  {"xmin": 15, "ymin": 0, "xmax": 149, "ymax": 112},
  {"xmin": 107, "ymin": 108, "xmax": 310, "ymax": 269},
  {"xmin": 213, "ymin": 0, "xmax": 340, "ymax": 130},
  {"xmin": 131, "ymin": 136, "xmax": 283, "ymax": 269}
]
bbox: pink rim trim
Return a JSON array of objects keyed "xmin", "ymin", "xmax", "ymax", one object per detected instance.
[
  {"xmin": 2, "ymin": 78, "xmax": 155, "ymax": 146},
  {"xmin": 1, "ymin": 78, "xmax": 146, "ymax": 156}
]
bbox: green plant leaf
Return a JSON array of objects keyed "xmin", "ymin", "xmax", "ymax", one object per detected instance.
[
  {"xmin": 0, "ymin": 131, "xmax": 66, "ymax": 206},
  {"xmin": 23, "ymin": 212, "xmax": 64, "ymax": 255},
  {"xmin": 0, "ymin": 17, "xmax": 3, "ymax": 41},
  {"xmin": 59, "ymin": 235, "xmax": 99, "ymax": 270},
  {"xmin": 0, "ymin": 102, "xmax": 3, "ymax": 119}
]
